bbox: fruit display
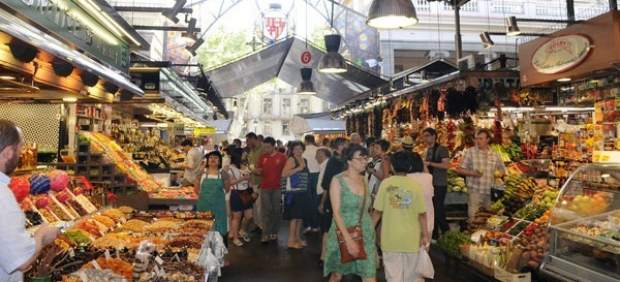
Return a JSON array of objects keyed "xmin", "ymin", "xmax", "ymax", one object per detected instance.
[
  {"xmin": 514, "ymin": 203, "xmax": 548, "ymax": 221},
  {"xmin": 447, "ymin": 170, "xmax": 467, "ymax": 193},
  {"xmin": 81, "ymin": 132, "xmax": 162, "ymax": 192},
  {"xmin": 559, "ymin": 192, "xmax": 612, "ymax": 217},
  {"xmin": 515, "ymin": 222, "xmax": 550, "ymax": 269}
]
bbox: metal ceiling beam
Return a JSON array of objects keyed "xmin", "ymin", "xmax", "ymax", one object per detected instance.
[
  {"xmin": 113, "ymin": 6, "xmax": 193, "ymax": 13},
  {"xmin": 133, "ymin": 25, "xmax": 201, "ymax": 32}
]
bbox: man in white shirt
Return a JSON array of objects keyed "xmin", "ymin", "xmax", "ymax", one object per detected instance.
[
  {"xmin": 302, "ymin": 135, "xmax": 321, "ymax": 233},
  {"xmin": 0, "ymin": 120, "xmax": 58, "ymax": 282},
  {"xmin": 182, "ymin": 138, "xmax": 208, "ymax": 186},
  {"xmin": 314, "ymin": 147, "xmax": 331, "ymax": 264}
]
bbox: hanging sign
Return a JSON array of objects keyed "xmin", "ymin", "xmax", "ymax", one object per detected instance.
[
  {"xmin": 531, "ymin": 35, "xmax": 591, "ymax": 74},
  {"xmin": 301, "ymin": 51, "xmax": 312, "ymax": 64},
  {"xmin": 193, "ymin": 127, "xmax": 216, "ymax": 136}
]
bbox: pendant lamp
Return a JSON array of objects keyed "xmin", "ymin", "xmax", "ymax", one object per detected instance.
[
  {"xmin": 297, "ymin": 67, "xmax": 316, "ymax": 95},
  {"xmin": 318, "ymin": 34, "xmax": 347, "ymax": 74},
  {"xmin": 367, "ymin": 0, "xmax": 418, "ymax": 29}
]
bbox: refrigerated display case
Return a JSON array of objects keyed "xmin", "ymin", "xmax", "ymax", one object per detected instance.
[{"xmin": 541, "ymin": 163, "xmax": 620, "ymax": 282}]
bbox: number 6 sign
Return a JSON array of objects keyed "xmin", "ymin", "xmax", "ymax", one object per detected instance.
[{"xmin": 301, "ymin": 51, "xmax": 312, "ymax": 65}]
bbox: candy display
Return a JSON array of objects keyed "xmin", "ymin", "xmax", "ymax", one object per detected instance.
[
  {"xmin": 30, "ymin": 174, "xmax": 51, "ymax": 195},
  {"xmin": 81, "ymin": 132, "xmax": 162, "ymax": 192}
]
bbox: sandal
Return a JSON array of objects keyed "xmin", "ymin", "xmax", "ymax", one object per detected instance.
[
  {"xmin": 233, "ymin": 239, "xmax": 244, "ymax": 247},
  {"xmin": 240, "ymin": 231, "xmax": 251, "ymax": 243},
  {"xmin": 287, "ymin": 242, "xmax": 304, "ymax": 249}
]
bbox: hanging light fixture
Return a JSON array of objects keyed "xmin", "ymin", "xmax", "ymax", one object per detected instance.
[
  {"xmin": 297, "ymin": 68, "xmax": 316, "ymax": 95},
  {"xmin": 506, "ymin": 16, "xmax": 521, "ymax": 36},
  {"xmin": 162, "ymin": 0, "xmax": 187, "ymax": 24},
  {"xmin": 186, "ymin": 38, "xmax": 204, "ymax": 56},
  {"xmin": 367, "ymin": 0, "xmax": 418, "ymax": 29},
  {"xmin": 480, "ymin": 32, "xmax": 494, "ymax": 49},
  {"xmin": 319, "ymin": 0, "xmax": 347, "ymax": 74},
  {"xmin": 182, "ymin": 18, "xmax": 198, "ymax": 42},
  {"xmin": 319, "ymin": 34, "xmax": 347, "ymax": 73}
]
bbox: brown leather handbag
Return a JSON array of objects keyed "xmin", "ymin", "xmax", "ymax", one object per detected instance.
[{"xmin": 335, "ymin": 179, "xmax": 368, "ymax": 264}]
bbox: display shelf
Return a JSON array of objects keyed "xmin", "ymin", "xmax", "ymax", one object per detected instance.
[{"xmin": 542, "ymin": 163, "xmax": 620, "ymax": 282}]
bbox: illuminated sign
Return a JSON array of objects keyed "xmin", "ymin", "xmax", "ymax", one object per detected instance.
[{"xmin": 532, "ymin": 35, "xmax": 591, "ymax": 74}]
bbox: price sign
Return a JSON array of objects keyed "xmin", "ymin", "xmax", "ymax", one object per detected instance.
[{"xmin": 301, "ymin": 51, "xmax": 312, "ymax": 65}]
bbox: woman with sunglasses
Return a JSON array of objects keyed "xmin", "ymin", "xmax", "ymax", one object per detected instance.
[{"xmin": 324, "ymin": 144, "xmax": 377, "ymax": 282}]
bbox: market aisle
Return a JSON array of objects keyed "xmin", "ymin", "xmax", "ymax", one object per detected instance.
[{"xmin": 220, "ymin": 223, "xmax": 466, "ymax": 282}]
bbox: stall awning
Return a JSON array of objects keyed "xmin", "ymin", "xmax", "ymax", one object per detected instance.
[
  {"xmin": 290, "ymin": 114, "xmax": 345, "ymax": 135},
  {"xmin": 0, "ymin": 8, "xmax": 143, "ymax": 96},
  {"xmin": 206, "ymin": 37, "xmax": 388, "ymax": 105}
]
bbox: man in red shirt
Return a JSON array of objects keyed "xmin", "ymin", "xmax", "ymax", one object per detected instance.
[{"xmin": 255, "ymin": 137, "xmax": 287, "ymax": 243}]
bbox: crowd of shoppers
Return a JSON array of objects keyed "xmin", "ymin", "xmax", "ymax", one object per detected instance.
[{"xmin": 178, "ymin": 125, "xmax": 505, "ymax": 281}]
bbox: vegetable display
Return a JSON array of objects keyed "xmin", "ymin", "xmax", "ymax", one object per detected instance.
[{"xmin": 437, "ymin": 230, "xmax": 472, "ymax": 258}]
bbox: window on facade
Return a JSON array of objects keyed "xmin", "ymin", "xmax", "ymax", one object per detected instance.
[
  {"xmin": 263, "ymin": 121, "xmax": 272, "ymax": 136},
  {"xmin": 263, "ymin": 98, "xmax": 272, "ymax": 114},
  {"xmin": 299, "ymin": 98, "xmax": 310, "ymax": 113},
  {"xmin": 282, "ymin": 121, "xmax": 290, "ymax": 136},
  {"xmin": 282, "ymin": 98, "xmax": 291, "ymax": 115}
]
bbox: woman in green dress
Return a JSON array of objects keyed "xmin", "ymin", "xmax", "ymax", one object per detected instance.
[
  {"xmin": 324, "ymin": 144, "xmax": 377, "ymax": 282},
  {"xmin": 195, "ymin": 150, "xmax": 228, "ymax": 238}
]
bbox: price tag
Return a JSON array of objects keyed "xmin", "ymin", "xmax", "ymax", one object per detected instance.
[
  {"xmin": 91, "ymin": 260, "xmax": 102, "ymax": 270},
  {"xmin": 104, "ymin": 250, "xmax": 111, "ymax": 260},
  {"xmin": 155, "ymin": 256, "xmax": 164, "ymax": 265},
  {"xmin": 69, "ymin": 248, "xmax": 75, "ymax": 258}
]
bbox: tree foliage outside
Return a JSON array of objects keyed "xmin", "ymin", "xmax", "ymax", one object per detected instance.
[{"xmin": 196, "ymin": 27, "xmax": 254, "ymax": 70}]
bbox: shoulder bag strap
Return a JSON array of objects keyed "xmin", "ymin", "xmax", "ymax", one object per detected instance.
[{"xmin": 357, "ymin": 179, "xmax": 367, "ymax": 226}]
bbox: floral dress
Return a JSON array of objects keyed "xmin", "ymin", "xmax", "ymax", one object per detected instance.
[{"xmin": 324, "ymin": 174, "xmax": 377, "ymax": 278}]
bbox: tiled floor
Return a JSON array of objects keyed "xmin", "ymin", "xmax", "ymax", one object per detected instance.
[{"xmin": 219, "ymin": 224, "xmax": 466, "ymax": 282}]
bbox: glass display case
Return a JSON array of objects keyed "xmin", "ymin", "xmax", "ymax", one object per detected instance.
[{"xmin": 541, "ymin": 163, "xmax": 620, "ymax": 282}]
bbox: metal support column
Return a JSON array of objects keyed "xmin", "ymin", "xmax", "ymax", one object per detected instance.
[
  {"xmin": 566, "ymin": 0, "xmax": 575, "ymax": 23},
  {"xmin": 611, "ymin": 0, "xmax": 618, "ymax": 10},
  {"xmin": 454, "ymin": 4, "xmax": 463, "ymax": 61}
]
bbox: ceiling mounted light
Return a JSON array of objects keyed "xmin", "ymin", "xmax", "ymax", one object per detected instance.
[
  {"xmin": 162, "ymin": 0, "xmax": 187, "ymax": 24},
  {"xmin": 319, "ymin": 34, "xmax": 347, "ymax": 74},
  {"xmin": 298, "ymin": 68, "xmax": 316, "ymax": 95},
  {"xmin": 480, "ymin": 32, "xmax": 495, "ymax": 49},
  {"xmin": 506, "ymin": 16, "xmax": 521, "ymax": 36},
  {"xmin": 0, "ymin": 75, "xmax": 16, "ymax": 81},
  {"xmin": 80, "ymin": 71, "xmax": 99, "ymax": 87},
  {"xmin": 186, "ymin": 38, "xmax": 204, "ymax": 56},
  {"xmin": 52, "ymin": 58, "xmax": 74, "ymax": 77},
  {"xmin": 367, "ymin": 0, "xmax": 418, "ymax": 29},
  {"xmin": 103, "ymin": 81, "xmax": 120, "ymax": 94},
  {"xmin": 62, "ymin": 97, "xmax": 78, "ymax": 103},
  {"xmin": 9, "ymin": 38, "xmax": 38, "ymax": 63},
  {"xmin": 557, "ymin": 77, "xmax": 572, "ymax": 82},
  {"xmin": 181, "ymin": 18, "xmax": 198, "ymax": 42}
]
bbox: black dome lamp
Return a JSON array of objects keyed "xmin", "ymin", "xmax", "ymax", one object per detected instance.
[
  {"xmin": 8, "ymin": 38, "xmax": 38, "ymax": 63},
  {"xmin": 319, "ymin": 34, "xmax": 347, "ymax": 74},
  {"xmin": 297, "ymin": 67, "xmax": 316, "ymax": 95},
  {"xmin": 80, "ymin": 71, "xmax": 99, "ymax": 87},
  {"xmin": 318, "ymin": 0, "xmax": 347, "ymax": 74},
  {"xmin": 119, "ymin": 89, "xmax": 134, "ymax": 101},
  {"xmin": 52, "ymin": 58, "xmax": 74, "ymax": 77},
  {"xmin": 103, "ymin": 81, "xmax": 120, "ymax": 94}
]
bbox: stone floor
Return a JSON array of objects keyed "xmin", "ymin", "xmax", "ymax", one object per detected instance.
[{"xmin": 219, "ymin": 223, "xmax": 467, "ymax": 282}]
